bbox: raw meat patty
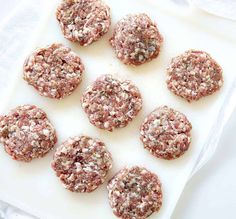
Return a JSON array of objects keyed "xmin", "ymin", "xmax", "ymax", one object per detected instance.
[
  {"xmin": 52, "ymin": 135, "xmax": 112, "ymax": 192},
  {"xmin": 167, "ymin": 50, "xmax": 223, "ymax": 102},
  {"xmin": 23, "ymin": 43, "xmax": 84, "ymax": 99},
  {"xmin": 140, "ymin": 106, "xmax": 192, "ymax": 160},
  {"xmin": 110, "ymin": 13, "xmax": 163, "ymax": 65},
  {"xmin": 81, "ymin": 74, "xmax": 142, "ymax": 131},
  {"xmin": 0, "ymin": 105, "xmax": 57, "ymax": 162},
  {"xmin": 56, "ymin": 0, "xmax": 111, "ymax": 46},
  {"xmin": 107, "ymin": 166, "xmax": 162, "ymax": 219}
]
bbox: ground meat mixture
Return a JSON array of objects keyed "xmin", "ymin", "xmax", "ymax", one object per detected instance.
[
  {"xmin": 0, "ymin": 105, "xmax": 57, "ymax": 162},
  {"xmin": 107, "ymin": 166, "xmax": 162, "ymax": 219},
  {"xmin": 110, "ymin": 13, "xmax": 163, "ymax": 66},
  {"xmin": 51, "ymin": 135, "xmax": 112, "ymax": 192},
  {"xmin": 56, "ymin": 0, "xmax": 111, "ymax": 46},
  {"xmin": 140, "ymin": 106, "xmax": 192, "ymax": 160},
  {"xmin": 23, "ymin": 43, "xmax": 84, "ymax": 99},
  {"xmin": 81, "ymin": 74, "xmax": 142, "ymax": 131},
  {"xmin": 166, "ymin": 50, "xmax": 223, "ymax": 102}
]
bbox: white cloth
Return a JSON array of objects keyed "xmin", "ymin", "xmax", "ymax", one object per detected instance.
[
  {"xmin": 173, "ymin": 108, "xmax": 236, "ymax": 219},
  {"xmin": 191, "ymin": 0, "xmax": 236, "ymax": 20}
]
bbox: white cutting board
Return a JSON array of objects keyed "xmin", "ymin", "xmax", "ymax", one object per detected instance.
[{"xmin": 0, "ymin": 0, "xmax": 236, "ymax": 219}]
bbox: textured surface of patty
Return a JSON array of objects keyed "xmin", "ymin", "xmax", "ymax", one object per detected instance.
[
  {"xmin": 110, "ymin": 13, "xmax": 163, "ymax": 65},
  {"xmin": 56, "ymin": 0, "xmax": 111, "ymax": 46},
  {"xmin": 0, "ymin": 105, "xmax": 57, "ymax": 162},
  {"xmin": 107, "ymin": 166, "xmax": 162, "ymax": 219},
  {"xmin": 167, "ymin": 50, "xmax": 223, "ymax": 102},
  {"xmin": 52, "ymin": 135, "xmax": 112, "ymax": 192},
  {"xmin": 23, "ymin": 43, "xmax": 84, "ymax": 99},
  {"xmin": 81, "ymin": 74, "xmax": 142, "ymax": 131},
  {"xmin": 140, "ymin": 106, "xmax": 192, "ymax": 160}
]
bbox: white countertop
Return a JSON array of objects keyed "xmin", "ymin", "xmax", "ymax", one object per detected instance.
[{"xmin": 0, "ymin": 0, "xmax": 235, "ymax": 218}]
